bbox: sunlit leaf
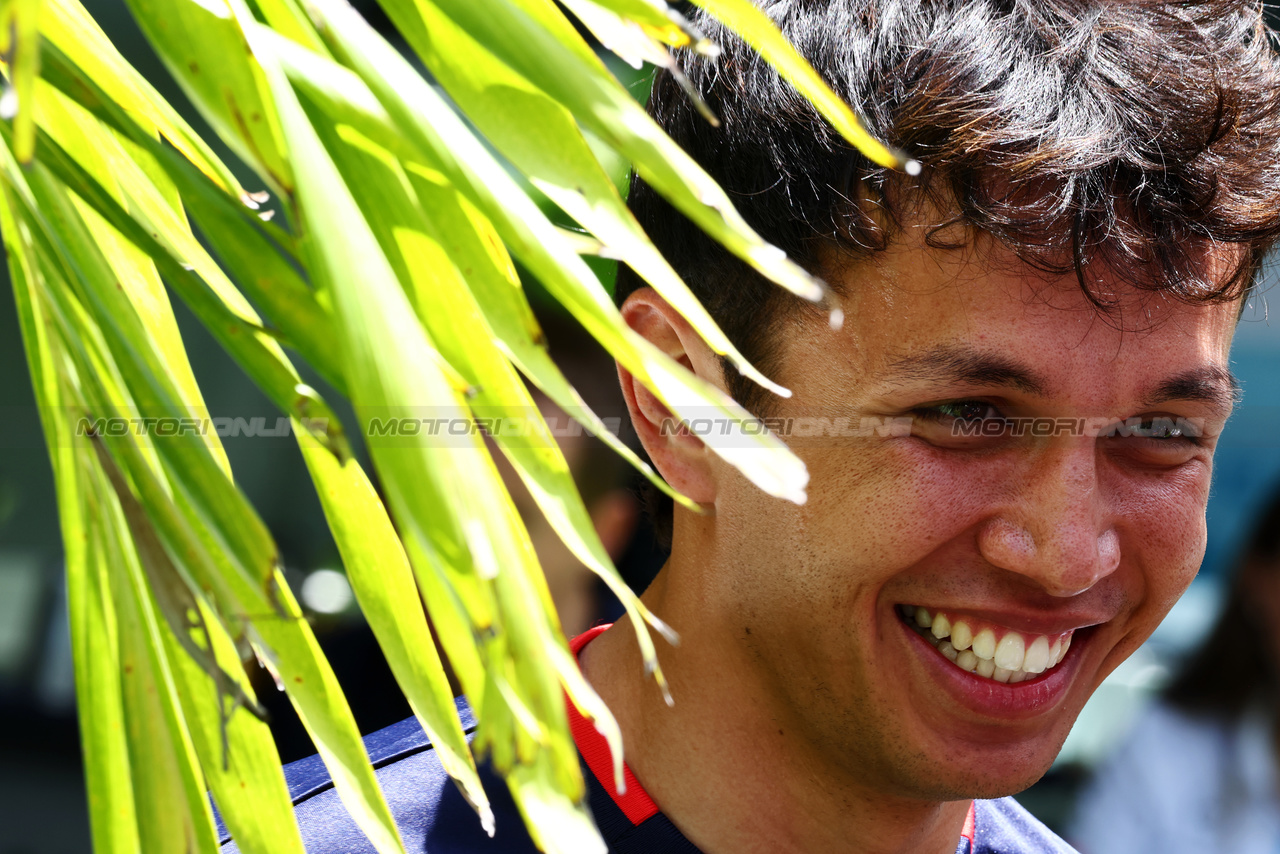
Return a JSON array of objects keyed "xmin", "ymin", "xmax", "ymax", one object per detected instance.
[
  {"xmin": 297, "ymin": 424, "xmax": 494, "ymax": 830},
  {"xmin": 358, "ymin": 2, "xmax": 787, "ymax": 398},
  {"xmin": 36, "ymin": 41, "xmax": 346, "ymax": 393},
  {"xmin": 308, "ymin": 0, "xmax": 809, "ymax": 504},
  {"xmin": 0, "ymin": 166, "xmax": 142, "ymax": 854},
  {"xmin": 382, "ymin": 0, "xmax": 833, "ymax": 309},
  {"xmin": 40, "ymin": 0, "xmax": 243, "ymax": 193},
  {"xmin": 120, "ymin": 0, "xmax": 293, "ymax": 190},
  {"xmin": 1, "ymin": 0, "xmax": 909, "ymax": 849},
  {"xmin": 3, "ymin": 0, "xmax": 41, "ymax": 162}
]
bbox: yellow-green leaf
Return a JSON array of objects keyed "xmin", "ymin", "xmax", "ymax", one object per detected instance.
[{"xmin": 296, "ymin": 424, "xmax": 494, "ymax": 832}]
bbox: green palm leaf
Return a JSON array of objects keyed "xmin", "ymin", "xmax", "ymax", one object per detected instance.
[{"xmin": 0, "ymin": 0, "xmax": 913, "ymax": 849}]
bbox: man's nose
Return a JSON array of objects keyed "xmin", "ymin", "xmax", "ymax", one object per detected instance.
[{"xmin": 977, "ymin": 442, "xmax": 1120, "ymax": 597}]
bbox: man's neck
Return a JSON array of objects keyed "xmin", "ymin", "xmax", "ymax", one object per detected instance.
[{"xmin": 579, "ymin": 566, "xmax": 972, "ymax": 854}]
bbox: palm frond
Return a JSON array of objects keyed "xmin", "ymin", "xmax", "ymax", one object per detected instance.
[{"xmin": 0, "ymin": 0, "xmax": 910, "ymax": 849}]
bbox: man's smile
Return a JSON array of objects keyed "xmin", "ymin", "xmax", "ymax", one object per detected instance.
[
  {"xmin": 897, "ymin": 605, "xmax": 1075, "ymax": 684},
  {"xmin": 889, "ymin": 596, "xmax": 1118, "ymax": 725}
]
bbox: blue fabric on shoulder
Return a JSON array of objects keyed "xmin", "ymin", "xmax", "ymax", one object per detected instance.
[
  {"xmin": 216, "ymin": 697, "xmax": 541, "ymax": 853},
  {"xmin": 973, "ymin": 797, "xmax": 1080, "ymax": 854}
]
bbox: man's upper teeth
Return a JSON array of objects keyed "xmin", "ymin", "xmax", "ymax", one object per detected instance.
[{"xmin": 904, "ymin": 605, "xmax": 1072, "ymax": 682}]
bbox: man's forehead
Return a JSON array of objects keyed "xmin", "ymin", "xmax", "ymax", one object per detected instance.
[
  {"xmin": 828, "ymin": 207, "xmax": 1248, "ymax": 284},
  {"xmin": 784, "ymin": 233, "xmax": 1245, "ymax": 412},
  {"xmin": 813, "ymin": 214, "xmax": 1250, "ymax": 329}
]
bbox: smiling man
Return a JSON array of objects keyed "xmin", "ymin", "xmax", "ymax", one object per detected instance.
[
  {"xmin": 593, "ymin": 231, "xmax": 1242, "ymax": 853},
  {"xmin": 222, "ymin": 2, "xmax": 1280, "ymax": 854},
  {"xmin": 579, "ymin": 1, "xmax": 1280, "ymax": 853}
]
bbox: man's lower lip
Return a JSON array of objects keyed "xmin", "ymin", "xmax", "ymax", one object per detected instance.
[{"xmin": 899, "ymin": 617, "xmax": 1083, "ymax": 719}]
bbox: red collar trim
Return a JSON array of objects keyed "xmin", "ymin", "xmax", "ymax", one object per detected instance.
[
  {"xmin": 566, "ymin": 624, "xmax": 978, "ymax": 844},
  {"xmin": 567, "ymin": 624, "xmax": 660, "ymax": 824}
]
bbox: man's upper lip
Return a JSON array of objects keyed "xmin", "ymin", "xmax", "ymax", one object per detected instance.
[{"xmin": 900, "ymin": 604, "xmax": 1110, "ymax": 637}]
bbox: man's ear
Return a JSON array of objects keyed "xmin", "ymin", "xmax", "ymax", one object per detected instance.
[{"xmin": 617, "ymin": 288, "xmax": 720, "ymax": 506}]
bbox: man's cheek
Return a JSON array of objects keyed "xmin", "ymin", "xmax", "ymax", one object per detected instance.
[
  {"xmin": 1116, "ymin": 476, "xmax": 1211, "ymax": 584},
  {"xmin": 861, "ymin": 449, "xmax": 1017, "ymax": 535},
  {"xmin": 1111, "ymin": 512, "xmax": 1205, "ymax": 656}
]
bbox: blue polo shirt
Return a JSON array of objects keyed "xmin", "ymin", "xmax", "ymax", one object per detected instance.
[{"xmin": 217, "ymin": 627, "xmax": 1077, "ymax": 853}]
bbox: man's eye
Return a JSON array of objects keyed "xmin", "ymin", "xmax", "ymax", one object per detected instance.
[
  {"xmin": 917, "ymin": 401, "xmax": 1002, "ymax": 423},
  {"xmin": 1106, "ymin": 416, "xmax": 1205, "ymax": 444},
  {"xmin": 1125, "ymin": 420, "xmax": 1190, "ymax": 440},
  {"xmin": 910, "ymin": 400, "xmax": 1010, "ymax": 446},
  {"xmin": 1103, "ymin": 415, "xmax": 1206, "ymax": 467}
]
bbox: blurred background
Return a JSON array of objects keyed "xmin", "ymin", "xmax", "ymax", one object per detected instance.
[{"xmin": 3, "ymin": 2, "xmax": 1280, "ymax": 852}]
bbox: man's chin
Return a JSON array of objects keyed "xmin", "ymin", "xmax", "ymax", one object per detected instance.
[
  {"xmin": 956, "ymin": 766, "xmax": 1051, "ymax": 801},
  {"xmin": 901, "ymin": 764, "xmax": 1053, "ymax": 803},
  {"xmin": 886, "ymin": 735, "xmax": 1065, "ymax": 803}
]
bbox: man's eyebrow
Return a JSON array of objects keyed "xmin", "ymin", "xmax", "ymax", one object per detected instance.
[
  {"xmin": 1142, "ymin": 366, "xmax": 1242, "ymax": 413},
  {"xmin": 883, "ymin": 346, "xmax": 1049, "ymax": 396}
]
